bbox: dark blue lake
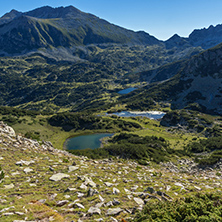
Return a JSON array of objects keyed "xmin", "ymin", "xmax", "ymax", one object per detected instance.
[
  {"xmin": 118, "ymin": 87, "xmax": 136, "ymax": 95},
  {"xmin": 65, "ymin": 133, "xmax": 113, "ymax": 150}
]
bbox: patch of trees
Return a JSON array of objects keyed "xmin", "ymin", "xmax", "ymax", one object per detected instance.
[
  {"xmin": 69, "ymin": 133, "xmax": 185, "ymax": 164},
  {"xmin": 0, "ymin": 106, "xmax": 43, "ymax": 117},
  {"xmin": 125, "ymin": 98, "xmax": 155, "ymax": 111},
  {"xmin": 186, "ymin": 136, "xmax": 222, "ymax": 165},
  {"xmin": 160, "ymin": 109, "xmax": 221, "ymax": 135},
  {"xmin": 48, "ymin": 113, "xmax": 142, "ymax": 131}
]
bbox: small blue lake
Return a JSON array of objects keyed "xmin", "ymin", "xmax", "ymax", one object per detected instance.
[
  {"xmin": 65, "ymin": 133, "xmax": 113, "ymax": 150},
  {"xmin": 107, "ymin": 111, "xmax": 165, "ymax": 119},
  {"xmin": 118, "ymin": 87, "xmax": 136, "ymax": 95}
]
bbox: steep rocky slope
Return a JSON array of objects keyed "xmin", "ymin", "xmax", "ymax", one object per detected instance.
[
  {"xmin": 1, "ymin": 122, "xmax": 222, "ymax": 221},
  {"xmin": 123, "ymin": 43, "xmax": 222, "ymax": 114}
]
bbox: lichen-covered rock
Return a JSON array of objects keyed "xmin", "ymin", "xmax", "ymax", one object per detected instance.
[
  {"xmin": 88, "ymin": 206, "xmax": 101, "ymax": 215},
  {"xmin": 49, "ymin": 173, "xmax": 70, "ymax": 181},
  {"xmin": 106, "ymin": 207, "xmax": 123, "ymax": 216}
]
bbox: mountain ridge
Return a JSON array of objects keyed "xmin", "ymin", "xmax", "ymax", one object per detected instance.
[
  {"xmin": 1, "ymin": 6, "xmax": 222, "ymax": 54},
  {"xmin": 122, "ymin": 43, "xmax": 222, "ymax": 114},
  {"xmin": 0, "ymin": 6, "xmax": 161, "ymax": 56}
]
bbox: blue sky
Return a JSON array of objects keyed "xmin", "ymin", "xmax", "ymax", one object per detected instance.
[{"xmin": 1, "ymin": 0, "xmax": 222, "ymax": 40}]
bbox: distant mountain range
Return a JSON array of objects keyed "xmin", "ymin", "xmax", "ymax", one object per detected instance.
[{"xmin": 0, "ymin": 6, "xmax": 222, "ymax": 57}]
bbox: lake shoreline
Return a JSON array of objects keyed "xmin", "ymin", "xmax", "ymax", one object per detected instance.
[{"xmin": 64, "ymin": 133, "xmax": 114, "ymax": 151}]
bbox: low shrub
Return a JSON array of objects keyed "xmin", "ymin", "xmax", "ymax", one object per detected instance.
[{"xmin": 133, "ymin": 192, "xmax": 222, "ymax": 222}]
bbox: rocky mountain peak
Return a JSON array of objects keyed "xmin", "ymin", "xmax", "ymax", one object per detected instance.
[
  {"xmin": 165, "ymin": 33, "xmax": 190, "ymax": 49},
  {"xmin": 25, "ymin": 5, "xmax": 82, "ymax": 19},
  {"xmin": 0, "ymin": 9, "xmax": 22, "ymax": 25},
  {"xmin": 189, "ymin": 24, "xmax": 222, "ymax": 49}
]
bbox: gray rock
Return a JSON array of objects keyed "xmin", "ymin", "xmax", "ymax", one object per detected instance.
[
  {"xmin": 65, "ymin": 187, "xmax": 76, "ymax": 192},
  {"xmin": 56, "ymin": 200, "xmax": 69, "ymax": 207},
  {"xmin": 15, "ymin": 161, "xmax": 23, "ymax": 166},
  {"xmin": 49, "ymin": 173, "xmax": 70, "ymax": 181},
  {"xmin": 68, "ymin": 166, "xmax": 79, "ymax": 172},
  {"xmin": 99, "ymin": 195, "xmax": 104, "ymax": 202},
  {"xmin": 4, "ymin": 183, "xmax": 14, "ymax": 189},
  {"xmin": 161, "ymin": 196, "xmax": 171, "ymax": 201},
  {"xmin": 106, "ymin": 207, "xmax": 123, "ymax": 216},
  {"xmin": 80, "ymin": 183, "xmax": 88, "ymax": 190},
  {"xmin": 106, "ymin": 201, "xmax": 113, "ymax": 207},
  {"xmin": 113, "ymin": 187, "xmax": 120, "ymax": 195},
  {"xmin": 11, "ymin": 171, "xmax": 20, "ymax": 176},
  {"xmin": 131, "ymin": 185, "xmax": 139, "ymax": 191},
  {"xmin": 24, "ymin": 167, "xmax": 33, "ymax": 174},
  {"xmin": 22, "ymin": 160, "xmax": 35, "ymax": 166},
  {"xmin": 77, "ymin": 192, "xmax": 85, "ymax": 198},
  {"xmin": 194, "ymin": 186, "xmax": 201, "ymax": 191},
  {"xmin": 64, "ymin": 195, "xmax": 71, "ymax": 199},
  {"xmin": 124, "ymin": 188, "xmax": 130, "ymax": 194},
  {"xmin": 13, "ymin": 221, "xmax": 36, "ymax": 222},
  {"xmin": 166, "ymin": 185, "xmax": 171, "ymax": 191},
  {"xmin": 49, "ymin": 166, "xmax": 54, "ymax": 171},
  {"xmin": 134, "ymin": 197, "xmax": 144, "ymax": 205},
  {"xmin": 88, "ymin": 207, "xmax": 101, "ymax": 215},
  {"xmin": 0, "ymin": 206, "xmax": 15, "ymax": 213},
  {"xmin": 88, "ymin": 188, "xmax": 95, "ymax": 197},
  {"xmin": 3, "ymin": 212, "xmax": 14, "ymax": 216},
  {"xmin": 84, "ymin": 177, "xmax": 96, "ymax": 188},
  {"xmin": 38, "ymin": 199, "xmax": 46, "ymax": 203},
  {"xmin": 110, "ymin": 217, "xmax": 118, "ymax": 222},
  {"xmin": 95, "ymin": 202, "xmax": 104, "ymax": 208},
  {"xmin": 75, "ymin": 203, "xmax": 85, "ymax": 209},
  {"xmin": 104, "ymin": 182, "xmax": 113, "ymax": 187},
  {"xmin": 14, "ymin": 212, "xmax": 25, "ymax": 216},
  {"xmin": 49, "ymin": 193, "xmax": 57, "ymax": 200},
  {"xmin": 113, "ymin": 198, "xmax": 120, "ymax": 205}
]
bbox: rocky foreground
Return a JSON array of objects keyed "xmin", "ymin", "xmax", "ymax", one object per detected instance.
[{"xmin": 0, "ymin": 122, "xmax": 222, "ymax": 222}]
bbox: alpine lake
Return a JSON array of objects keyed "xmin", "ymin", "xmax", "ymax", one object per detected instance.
[{"xmin": 65, "ymin": 111, "xmax": 165, "ymax": 151}]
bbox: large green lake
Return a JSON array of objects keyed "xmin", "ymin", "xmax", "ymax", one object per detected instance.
[{"xmin": 65, "ymin": 133, "xmax": 113, "ymax": 150}]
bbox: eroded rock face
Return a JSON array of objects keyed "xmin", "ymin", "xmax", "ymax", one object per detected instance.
[{"xmin": 0, "ymin": 121, "xmax": 16, "ymax": 137}]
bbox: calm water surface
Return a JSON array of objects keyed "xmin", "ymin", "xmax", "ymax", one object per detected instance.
[
  {"xmin": 118, "ymin": 87, "xmax": 136, "ymax": 94},
  {"xmin": 107, "ymin": 111, "xmax": 165, "ymax": 119},
  {"xmin": 65, "ymin": 133, "xmax": 113, "ymax": 150}
]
